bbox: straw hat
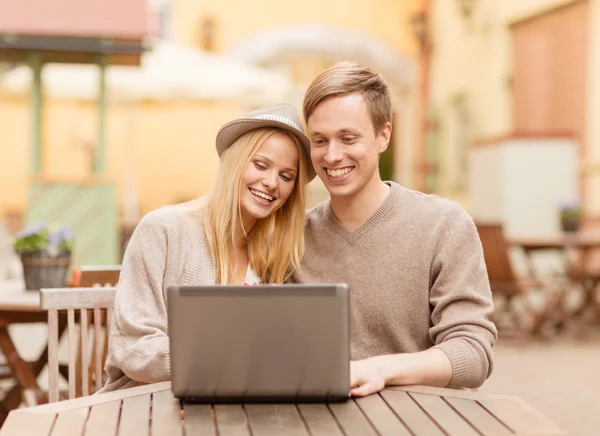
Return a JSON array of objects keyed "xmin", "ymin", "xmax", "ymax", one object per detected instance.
[{"xmin": 215, "ymin": 103, "xmax": 316, "ymax": 181}]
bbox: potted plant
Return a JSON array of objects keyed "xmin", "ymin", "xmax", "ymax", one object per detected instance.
[
  {"xmin": 13, "ymin": 223, "xmax": 75, "ymax": 290},
  {"xmin": 558, "ymin": 199, "xmax": 583, "ymax": 233}
]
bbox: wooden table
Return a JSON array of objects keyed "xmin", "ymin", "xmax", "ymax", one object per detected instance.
[
  {"xmin": 0, "ymin": 283, "xmax": 66, "ymax": 422},
  {"xmin": 509, "ymin": 232, "xmax": 600, "ymax": 322},
  {"xmin": 0, "ymin": 382, "xmax": 566, "ymax": 435},
  {"xmin": 509, "ymin": 232, "xmax": 600, "ymax": 278}
]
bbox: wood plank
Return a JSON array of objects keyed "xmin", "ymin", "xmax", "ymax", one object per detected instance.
[
  {"xmin": 355, "ymin": 394, "xmax": 412, "ymax": 436},
  {"xmin": 245, "ymin": 404, "xmax": 309, "ymax": 436},
  {"xmin": 445, "ymin": 397, "xmax": 512, "ymax": 436},
  {"xmin": 182, "ymin": 404, "xmax": 217, "ymax": 436},
  {"xmin": 297, "ymin": 404, "xmax": 344, "ymax": 436},
  {"xmin": 26, "ymin": 382, "xmax": 171, "ymax": 414},
  {"xmin": 50, "ymin": 407, "xmax": 89, "ymax": 436},
  {"xmin": 40, "ymin": 287, "xmax": 116, "ymax": 310},
  {"xmin": 151, "ymin": 389, "xmax": 183, "ymax": 436},
  {"xmin": 480, "ymin": 396, "xmax": 566, "ymax": 435},
  {"xmin": 86, "ymin": 400, "xmax": 121, "ymax": 436},
  {"xmin": 214, "ymin": 405, "xmax": 252, "ymax": 436},
  {"xmin": 328, "ymin": 400, "xmax": 379, "ymax": 436},
  {"xmin": 0, "ymin": 410, "xmax": 56, "ymax": 436},
  {"xmin": 48, "ymin": 309, "xmax": 60, "ymax": 403},
  {"xmin": 380, "ymin": 389, "xmax": 445, "ymax": 436},
  {"xmin": 410, "ymin": 392, "xmax": 479, "ymax": 436},
  {"xmin": 390, "ymin": 385, "xmax": 496, "ymax": 401},
  {"xmin": 67, "ymin": 308, "xmax": 76, "ymax": 399},
  {"xmin": 119, "ymin": 393, "xmax": 151, "ymax": 436},
  {"xmin": 81, "ymin": 308, "xmax": 90, "ymax": 397},
  {"xmin": 93, "ymin": 307, "xmax": 103, "ymax": 392}
]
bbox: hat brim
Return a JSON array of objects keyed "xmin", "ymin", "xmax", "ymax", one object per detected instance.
[{"xmin": 216, "ymin": 118, "xmax": 316, "ymax": 182}]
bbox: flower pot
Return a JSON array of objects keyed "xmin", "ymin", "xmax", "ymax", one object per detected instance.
[
  {"xmin": 20, "ymin": 250, "xmax": 71, "ymax": 291},
  {"xmin": 560, "ymin": 215, "xmax": 581, "ymax": 233}
]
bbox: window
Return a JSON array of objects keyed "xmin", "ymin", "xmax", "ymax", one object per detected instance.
[{"xmin": 150, "ymin": 0, "xmax": 173, "ymax": 40}]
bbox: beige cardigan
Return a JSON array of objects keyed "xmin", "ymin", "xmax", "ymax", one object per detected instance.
[{"xmin": 101, "ymin": 203, "xmax": 215, "ymax": 392}]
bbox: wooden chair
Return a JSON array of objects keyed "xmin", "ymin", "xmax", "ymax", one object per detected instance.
[
  {"xmin": 475, "ymin": 223, "xmax": 566, "ymax": 336},
  {"xmin": 78, "ymin": 265, "xmax": 121, "ymax": 287},
  {"xmin": 39, "ymin": 287, "xmax": 116, "ymax": 403}
]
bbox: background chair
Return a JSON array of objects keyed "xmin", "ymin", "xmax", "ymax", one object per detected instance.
[
  {"xmin": 475, "ymin": 222, "xmax": 566, "ymax": 337},
  {"xmin": 39, "ymin": 287, "xmax": 116, "ymax": 403}
]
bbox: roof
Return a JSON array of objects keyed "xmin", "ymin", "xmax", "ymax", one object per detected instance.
[
  {"xmin": 0, "ymin": 0, "xmax": 152, "ymax": 39},
  {"xmin": 0, "ymin": 0, "xmax": 153, "ymax": 64}
]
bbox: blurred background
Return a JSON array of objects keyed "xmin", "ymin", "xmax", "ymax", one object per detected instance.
[{"xmin": 0, "ymin": 0, "xmax": 600, "ymax": 433}]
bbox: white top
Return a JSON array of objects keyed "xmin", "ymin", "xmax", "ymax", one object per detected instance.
[{"xmin": 244, "ymin": 265, "xmax": 261, "ymax": 286}]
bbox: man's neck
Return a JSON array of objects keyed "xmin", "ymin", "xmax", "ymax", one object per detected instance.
[{"xmin": 330, "ymin": 177, "xmax": 390, "ymax": 231}]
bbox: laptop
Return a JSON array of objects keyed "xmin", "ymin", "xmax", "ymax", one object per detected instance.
[{"xmin": 167, "ymin": 283, "xmax": 350, "ymax": 403}]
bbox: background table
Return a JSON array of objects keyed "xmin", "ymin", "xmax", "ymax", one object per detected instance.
[
  {"xmin": 0, "ymin": 283, "xmax": 68, "ymax": 423},
  {"xmin": 0, "ymin": 381, "xmax": 566, "ymax": 435}
]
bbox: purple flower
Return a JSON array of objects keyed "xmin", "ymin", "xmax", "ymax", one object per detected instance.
[
  {"xmin": 59, "ymin": 227, "xmax": 75, "ymax": 240},
  {"xmin": 557, "ymin": 198, "xmax": 581, "ymax": 211},
  {"xmin": 48, "ymin": 233, "xmax": 61, "ymax": 244}
]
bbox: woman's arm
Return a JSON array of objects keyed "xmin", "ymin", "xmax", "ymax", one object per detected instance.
[{"xmin": 106, "ymin": 210, "xmax": 173, "ymax": 384}]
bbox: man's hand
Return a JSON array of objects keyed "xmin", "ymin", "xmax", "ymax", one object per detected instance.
[
  {"xmin": 350, "ymin": 349, "xmax": 453, "ymax": 397},
  {"xmin": 350, "ymin": 358, "xmax": 386, "ymax": 397}
]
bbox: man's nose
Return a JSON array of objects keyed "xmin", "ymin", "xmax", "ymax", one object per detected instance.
[{"xmin": 324, "ymin": 141, "xmax": 343, "ymax": 164}]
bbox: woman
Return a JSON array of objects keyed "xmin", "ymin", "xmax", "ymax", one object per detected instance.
[{"xmin": 101, "ymin": 103, "xmax": 315, "ymax": 392}]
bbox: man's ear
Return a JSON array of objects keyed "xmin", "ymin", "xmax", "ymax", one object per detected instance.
[{"xmin": 378, "ymin": 122, "xmax": 393, "ymax": 153}]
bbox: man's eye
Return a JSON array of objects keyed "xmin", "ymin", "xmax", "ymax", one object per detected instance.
[
  {"xmin": 312, "ymin": 139, "xmax": 326, "ymax": 146},
  {"xmin": 342, "ymin": 137, "xmax": 356, "ymax": 143}
]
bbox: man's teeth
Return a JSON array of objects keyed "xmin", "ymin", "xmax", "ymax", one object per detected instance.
[
  {"xmin": 327, "ymin": 167, "xmax": 353, "ymax": 178},
  {"xmin": 250, "ymin": 189, "xmax": 273, "ymax": 201}
]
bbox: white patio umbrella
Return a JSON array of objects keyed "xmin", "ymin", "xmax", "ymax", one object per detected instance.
[{"xmin": 0, "ymin": 39, "xmax": 293, "ymax": 102}]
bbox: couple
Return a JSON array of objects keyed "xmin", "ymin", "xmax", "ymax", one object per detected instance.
[{"xmin": 102, "ymin": 62, "xmax": 497, "ymax": 396}]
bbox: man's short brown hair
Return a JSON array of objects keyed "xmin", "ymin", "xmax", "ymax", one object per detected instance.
[{"xmin": 303, "ymin": 62, "xmax": 393, "ymax": 133}]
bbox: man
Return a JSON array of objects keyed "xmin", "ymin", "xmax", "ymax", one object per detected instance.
[{"xmin": 293, "ymin": 62, "xmax": 497, "ymax": 396}]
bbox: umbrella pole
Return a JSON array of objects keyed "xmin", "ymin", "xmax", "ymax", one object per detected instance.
[
  {"xmin": 29, "ymin": 52, "xmax": 43, "ymax": 175},
  {"xmin": 94, "ymin": 54, "xmax": 107, "ymax": 174}
]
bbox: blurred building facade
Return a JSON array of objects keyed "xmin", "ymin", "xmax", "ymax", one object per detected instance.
[
  {"xmin": 1, "ymin": 0, "xmax": 422, "ymax": 228},
  {"xmin": 428, "ymin": 0, "xmax": 600, "ymax": 231}
]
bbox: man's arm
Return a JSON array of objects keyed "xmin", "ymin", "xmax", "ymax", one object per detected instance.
[
  {"xmin": 350, "ymin": 348, "xmax": 451, "ymax": 396},
  {"xmin": 351, "ymin": 203, "xmax": 497, "ymax": 396}
]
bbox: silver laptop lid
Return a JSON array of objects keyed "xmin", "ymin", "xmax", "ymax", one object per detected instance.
[{"xmin": 168, "ymin": 283, "xmax": 350, "ymax": 402}]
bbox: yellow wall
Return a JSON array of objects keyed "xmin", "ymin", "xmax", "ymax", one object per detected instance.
[
  {"xmin": 171, "ymin": 0, "xmax": 420, "ymax": 58},
  {"xmin": 1, "ymin": 0, "xmax": 421, "ymax": 220},
  {"xmin": 0, "ymin": 94, "xmax": 237, "ymax": 217},
  {"xmin": 430, "ymin": 0, "xmax": 600, "ymax": 214}
]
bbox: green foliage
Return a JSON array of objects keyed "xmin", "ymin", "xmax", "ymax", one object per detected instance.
[{"xmin": 13, "ymin": 223, "xmax": 75, "ymax": 254}]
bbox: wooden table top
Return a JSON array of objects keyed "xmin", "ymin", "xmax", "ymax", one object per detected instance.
[
  {"xmin": 0, "ymin": 280, "xmax": 40, "ymax": 312},
  {"xmin": 0, "ymin": 382, "xmax": 566, "ymax": 436},
  {"xmin": 509, "ymin": 232, "xmax": 600, "ymax": 250}
]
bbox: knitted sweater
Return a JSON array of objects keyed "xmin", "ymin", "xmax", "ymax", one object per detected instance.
[
  {"xmin": 101, "ymin": 202, "xmax": 216, "ymax": 392},
  {"xmin": 291, "ymin": 182, "xmax": 497, "ymax": 389}
]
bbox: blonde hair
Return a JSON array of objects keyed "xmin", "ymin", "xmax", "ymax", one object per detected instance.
[
  {"xmin": 303, "ymin": 62, "xmax": 393, "ymax": 132},
  {"xmin": 202, "ymin": 127, "xmax": 307, "ymax": 284}
]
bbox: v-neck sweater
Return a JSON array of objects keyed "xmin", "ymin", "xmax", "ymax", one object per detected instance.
[{"xmin": 291, "ymin": 182, "xmax": 497, "ymax": 389}]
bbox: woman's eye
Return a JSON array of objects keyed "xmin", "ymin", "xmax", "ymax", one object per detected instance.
[
  {"xmin": 254, "ymin": 162, "xmax": 267, "ymax": 170},
  {"xmin": 280, "ymin": 174, "xmax": 292, "ymax": 182}
]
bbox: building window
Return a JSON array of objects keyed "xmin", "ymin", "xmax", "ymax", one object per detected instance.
[
  {"xmin": 451, "ymin": 94, "xmax": 471, "ymax": 190},
  {"xmin": 150, "ymin": 0, "xmax": 173, "ymax": 40},
  {"xmin": 199, "ymin": 16, "xmax": 216, "ymax": 52}
]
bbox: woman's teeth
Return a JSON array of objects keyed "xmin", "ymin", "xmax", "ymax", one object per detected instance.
[
  {"xmin": 327, "ymin": 167, "xmax": 353, "ymax": 178},
  {"xmin": 250, "ymin": 189, "xmax": 273, "ymax": 202}
]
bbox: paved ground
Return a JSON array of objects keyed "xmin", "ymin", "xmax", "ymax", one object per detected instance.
[{"xmin": 480, "ymin": 337, "xmax": 600, "ymax": 435}]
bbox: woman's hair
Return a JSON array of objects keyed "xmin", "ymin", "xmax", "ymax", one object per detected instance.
[{"xmin": 200, "ymin": 127, "xmax": 307, "ymax": 284}]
